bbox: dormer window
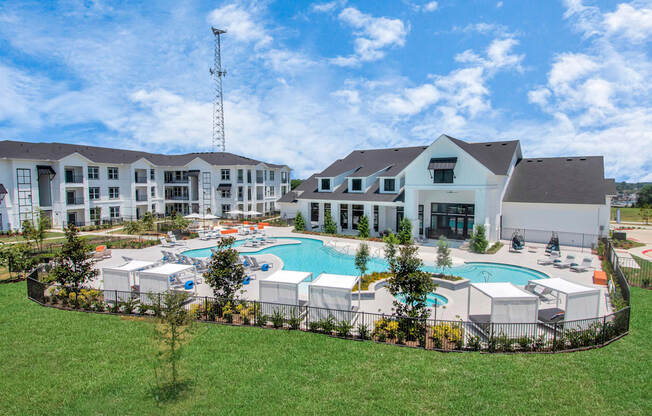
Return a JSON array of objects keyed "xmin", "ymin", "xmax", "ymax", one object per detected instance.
[
  {"xmin": 351, "ymin": 179, "xmax": 362, "ymax": 192},
  {"xmin": 429, "ymin": 157, "xmax": 457, "ymax": 184},
  {"xmin": 383, "ymin": 178, "xmax": 395, "ymax": 192},
  {"xmin": 320, "ymin": 178, "xmax": 331, "ymax": 191},
  {"xmin": 433, "ymin": 170, "xmax": 454, "ymax": 183}
]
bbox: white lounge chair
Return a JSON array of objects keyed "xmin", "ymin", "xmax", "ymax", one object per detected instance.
[
  {"xmin": 169, "ymin": 234, "xmax": 187, "ymax": 246},
  {"xmin": 198, "ymin": 230, "xmax": 210, "ymax": 241},
  {"xmin": 554, "ymin": 254, "xmax": 575, "ymax": 269},
  {"xmin": 571, "ymin": 257, "xmax": 593, "ymax": 272},
  {"xmin": 537, "ymin": 251, "xmax": 560, "ymax": 265},
  {"xmin": 159, "ymin": 236, "xmax": 175, "ymax": 248}
]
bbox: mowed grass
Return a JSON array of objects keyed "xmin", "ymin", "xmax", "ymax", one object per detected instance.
[
  {"xmin": 1, "ymin": 283, "xmax": 650, "ymax": 415},
  {"xmin": 611, "ymin": 207, "xmax": 650, "ymax": 223}
]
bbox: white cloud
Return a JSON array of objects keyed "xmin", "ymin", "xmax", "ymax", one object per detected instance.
[
  {"xmin": 207, "ymin": 4, "xmax": 272, "ymax": 48},
  {"xmin": 422, "ymin": 2, "xmax": 439, "ymax": 12},
  {"xmin": 496, "ymin": 1, "xmax": 503, "ymax": 8},
  {"xmin": 331, "ymin": 7, "xmax": 408, "ymax": 66},
  {"xmin": 604, "ymin": 3, "xmax": 652, "ymax": 42},
  {"xmin": 311, "ymin": 1, "xmax": 341, "ymax": 13}
]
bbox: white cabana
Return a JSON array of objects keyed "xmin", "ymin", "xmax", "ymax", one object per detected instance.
[
  {"xmin": 528, "ymin": 278, "xmax": 600, "ymax": 326},
  {"xmin": 138, "ymin": 263, "xmax": 197, "ymax": 300},
  {"xmin": 309, "ymin": 273, "xmax": 359, "ymax": 322},
  {"xmin": 468, "ymin": 282, "xmax": 539, "ymax": 324},
  {"xmin": 102, "ymin": 260, "xmax": 155, "ymax": 302},
  {"xmin": 259, "ymin": 270, "xmax": 312, "ymax": 306}
]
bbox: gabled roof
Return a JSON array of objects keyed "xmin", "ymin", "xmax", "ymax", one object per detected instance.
[
  {"xmin": 503, "ymin": 156, "xmax": 608, "ymax": 205},
  {"xmin": 318, "ymin": 146, "xmax": 428, "ymax": 177},
  {"xmin": 289, "ymin": 174, "xmax": 405, "ymax": 203},
  {"xmin": 0, "ymin": 140, "xmax": 288, "ymax": 168},
  {"xmin": 604, "ymin": 178, "xmax": 617, "ymax": 196},
  {"xmin": 445, "ymin": 135, "xmax": 520, "ymax": 175}
]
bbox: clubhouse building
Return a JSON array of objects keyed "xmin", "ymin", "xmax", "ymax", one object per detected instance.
[{"xmin": 278, "ymin": 134, "xmax": 616, "ymax": 247}]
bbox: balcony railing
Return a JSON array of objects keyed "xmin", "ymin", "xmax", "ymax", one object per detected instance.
[
  {"xmin": 135, "ymin": 194, "xmax": 148, "ymax": 202},
  {"xmin": 66, "ymin": 197, "xmax": 84, "ymax": 205},
  {"xmin": 135, "ymin": 176, "xmax": 147, "ymax": 184},
  {"xmin": 164, "ymin": 178, "xmax": 189, "ymax": 184},
  {"xmin": 165, "ymin": 195, "xmax": 189, "ymax": 201},
  {"xmin": 65, "ymin": 174, "xmax": 83, "ymax": 184}
]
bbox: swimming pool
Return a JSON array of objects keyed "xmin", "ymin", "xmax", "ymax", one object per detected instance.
[
  {"xmin": 395, "ymin": 292, "xmax": 449, "ymax": 307},
  {"xmin": 182, "ymin": 237, "xmax": 548, "ymax": 285}
]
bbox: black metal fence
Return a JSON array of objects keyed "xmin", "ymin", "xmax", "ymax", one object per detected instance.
[
  {"xmin": 604, "ymin": 240, "xmax": 651, "ymax": 289},
  {"xmin": 501, "ymin": 227, "xmax": 599, "ymax": 250},
  {"xmin": 604, "ymin": 240, "xmax": 633, "ymax": 303},
  {"xmin": 27, "ymin": 278, "xmax": 630, "ymax": 353}
]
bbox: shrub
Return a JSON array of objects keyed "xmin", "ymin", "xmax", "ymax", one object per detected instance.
[
  {"xmin": 470, "ymin": 224, "xmax": 489, "ymax": 253},
  {"xmin": 309, "ymin": 321, "xmax": 321, "ymax": 333},
  {"xmin": 357, "ymin": 324, "xmax": 370, "ymax": 340},
  {"xmin": 222, "ymin": 302, "xmax": 233, "ymax": 323},
  {"xmin": 336, "ymin": 320, "xmax": 353, "ymax": 338},
  {"xmin": 323, "ymin": 213, "xmax": 337, "ymax": 234},
  {"xmin": 287, "ymin": 309, "xmax": 301, "ymax": 330},
  {"xmin": 467, "ymin": 336, "xmax": 482, "ymax": 351},
  {"xmin": 294, "ymin": 212, "xmax": 306, "ymax": 232},
  {"xmin": 431, "ymin": 323, "xmax": 463, "ymax": 346},
  {"xmin": 320, "ymin": 315, "xmax": 336, "ymax": 334},
  {"xmin": 373, "ymin": 318, "xmax": 399, "ymax": 340},
  {"xmin": 271, "ymin": 310, "xmax": 285, "ymax": 329},
  {"xmin": 357, "ymin": 215, "xmax": 370, "ymax": 238},
  {"xmin": 397, "ymin": 218, "xmax": 413, "ymax": 244},
  {"xmin": 255, "ymin": 311, "xmax": 268, "ymax": 327}
]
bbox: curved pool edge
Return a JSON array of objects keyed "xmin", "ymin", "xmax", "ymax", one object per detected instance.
[{"xmin": 463, "ymin": 261, "xmax": 550, "ymax": 280}]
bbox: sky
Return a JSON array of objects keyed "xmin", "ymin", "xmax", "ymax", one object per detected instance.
[{"xmin": 0, "ymin": 0, "xmax": 651, "ymax": 181}]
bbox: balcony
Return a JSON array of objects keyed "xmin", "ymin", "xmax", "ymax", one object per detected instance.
[
  {"xmin": 66, "ymin": 196, "xmax": 84, "ymax": 206},
  {"xmin": 135, "ymin": 194, "xmax": 148, "ymax": 202},
  {"xmin": 135, "ymin": 175, "xmax": 147, "ymax": 184},
  {"xmin": 164, "ymin": 178, "xmax": 189, "ymax": 184},
  {"xmin": 166, "ymin": 195, "xmax": 189, "ymax": 201},
  {"xmin": 65, "ymin": 173, "xmax": 84, "ymax": 184}
]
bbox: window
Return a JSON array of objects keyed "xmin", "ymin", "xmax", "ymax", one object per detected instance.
[
  {"xmin": 90, "ymin": 207, "xmax": 101, "ymax": 223},
  {"xmin": 321, "ymin": 178, "xmax": 331, "ymax": 191},
  {"xmin": 269, "ymin": 170, "xmax": 275, "ymax": 181},
  {"xmin": 352, "ymin": 205, "xmax": 364, "ymax": 230},
  {"xmin": 151, "ymin": 204, "xmax": 156, "ymax": 213},
  {"xmin": 256, "ymin": 170, "xmax": 264, "ymax": 184},
  {"xmin": 151, "ymin": 187, "xmax": 156, "ymax": 197},
  {"xmin": 351, "ymin": 179, "xmax": 362, "ymax": 192},
  {"xmin": 237, "ymin": 169, "xmax": 244, "ymax": 183},
  {"xmin": 16, "ymin": 168, "xmax": 33, "ymax": 222},
  {"xmin": 311, "ymin": 202, "xmax": 319, "ymax": 222},
  {"xmin": 281, "ymin": 171, "xmax": 288, "ymax": 183},
  {"xmin": 221, "ymin": 169, "xmax": 231, "ymax": 181},
  {"xmin": 150, "ymin": 169, "xmax": 155, "ymax": 180},
  {"xmin": 264, "ymin": 170, "xmax": 268, "ymax": 181},
  {"xmin": 221, "ymin": 189, "xmax": 231, "ymax": 198},
  {"xmin": 88, "ymin": 166, "xmax": 99, "ymax": 180},
  {"xmin": 433, "ymin": 169, "xmax": 454, "ymax": 184},
  {"xmin": 418, "ymin": 205, "xmax": 424, "ymax": 235},
  {"xmin": 222, "ymin": 204, "xmax": 231, "ymax": 214},
  {"xmin": 340, "ymin": 204, "xmax": 348, "ymax": 229},
  {"xmin": 373, "ymin": 205, "xmax": 379, "ymax": 232},
  {"xmin": 107, "ymin": 167, "xmax": 119, "ymax": 180},
  {"xmin": 238, "ymin": 203, "xmax": 244, "ymax": 211},
  {"xmin": 247, "ymin": 170, "xmax": 252, "ymax": 184},
  {"xmin": 383, "ymin": 178, "xmax": 396, "ymax": 192},
  {"xmin": 396, "ymin": 207, "xmax": 404, "ymax": 229},
  {"xmin": 237, "ymin": 186, "xmax": 244, "ymax": 201},
  {"xmin": 109, "ymin": 187, "xmax": 119, "ymax": 199},
  {"xmin": 247, "ymin": 187, "xmax": 252, "ymax": 200},
  {"xmin": 281, "ymin": 185, "xmax": 287, "ymax": 196},
  {"xmin": 109, "ymin": 206, "xmax": 120, "ymax": 218},
  {"xmin": 324, "ymin": 203, "xmax": 331, "ymax": 218},
  {"xmin": 89, "ymin": 187, "xmax": 100, "ymax": 200},
  {"xmin": 268, "ymin": 186, "xmax": 274, "ymax": 197}
]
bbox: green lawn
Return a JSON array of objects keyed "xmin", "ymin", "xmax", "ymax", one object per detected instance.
[
  {"xmin": 611, "ymin": 207, "xmax": 650, "ymax": 223},
  {"xmin": 1, "ymin": 283, "xmax": 650, "ymax": 415},
  {"xmin": 0, "ymin": 231, "xmax": 65, "ymax": 243}
]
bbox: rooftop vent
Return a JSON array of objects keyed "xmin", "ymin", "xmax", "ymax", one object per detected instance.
[
  {"xmin": 394, "ymin": 149, "xmax": 399, "ymax": 151},
  {"xmin": 579, "ymin": 158, "xmax": 586, "ymax": 161},
  {"xmin": 485, "ymin": 144, "xmax": 492, "ymax": 147},
  {"xmin": 359, "ymin": 151, "xmax": 365, "ymax": 154},
  {"xmin": 526, "ymin": 160, "xmax": 533, "ymax": 162},
  {"xmin": 501, "ymin": 143, "xmax": 507, "ymax": 146},
  {"xmin": 537, "ymin": 159, "xmax": 543, "ymax": 162},
  {"xmin": 566, "ymin": 158, "xmax": 573, "ymax": 161}
]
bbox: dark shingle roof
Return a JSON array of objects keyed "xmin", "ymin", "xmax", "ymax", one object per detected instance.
[
  {"xmin": 604, "ymin": 178, "xmax": 617, "ymax": 196},
  {"xmin": 0, "ymin": 140, "xmax": 288, "ymax": 168},
  {"xmin": 287, "ymin": 174, "xmax": 404, "ymax": 203},
  {"xmin": 318, "ymin": 146, "xmax": 428, "ymax": 177},
  {"xmin": 503, "ymin": 156, "xmax": 609, "ymax": 205},
  {"xmin": 446, "ymin": 135, "xmax": 519, "ymax": 175}
]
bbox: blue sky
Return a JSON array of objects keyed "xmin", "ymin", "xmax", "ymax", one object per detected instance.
[{"xmin": 0, "ymin": 0, "xmax": 651, "ymax": 181}]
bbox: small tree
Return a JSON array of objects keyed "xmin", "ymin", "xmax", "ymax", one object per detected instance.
[
  {"xmin": 153, "ymin": 291, "xmax": 194, "ymax": 399},
  {"xmin": 639, "ymin": 204, "xmax": 651, "ymax": 225},
  {"xmin": 21, "ymin": 220, "xmax": 35, "ymax": 246},
  {"xmin": 354, "ymin": 243, "xmax": 370, "ymax": 309},
  {"xmin": 323, "ymin": 212, "xmax": 337, "ymax": 234},
  {"xmin": 637, "ymin": 184, "xmax": 652, "ymax": 206},
  {"xmin": 141, "ymin": 211, "xmax": 155, "ymax": 232},
  {"xmin": 50, "ymin": 225, "xmax": 98, "ymax": 293},
  {"xmin": 294, "ymin": 212, "xmax": 306, "ymax": 232},
  {"xmin": 357, "ymin": 215, "xmax": 370, "ymax": 239},
  {"xmin": 470, "ymin": 224, "xmax": 489, "ymax": 253},
  {"xmin": 0, "ymin": 244, "xmax": 33, "ymax": 279},
  {"xmin": 398, "ymin": 217, "xmax": 413, "ymax": 244},
  {"xmin": 123, "ymin": 221, "xmax": 142, "ymax": 235},
  {"xmin": 172, "ymin": 214, "xmax": 190, "ymax": 232},
  {"xmin": 436, "ymin": 235, "xmax": 453, "ymax": 276},
  {"xmin": 34, "ymin": 211, "xmax": 52, "ymax": 251},
  {"xmin": 386, "ymin": 241, "xmax": 435, "ymax": 320},
  {"xmin": 383, "ymin": 232, "xmax": 400, "ymax": 275},
  {"xmin": 203, "ymin": 237, "xmax": 245, "ymax": 305}
]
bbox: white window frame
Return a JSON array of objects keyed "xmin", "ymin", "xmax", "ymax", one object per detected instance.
[
  {"xmin": 108, "ymin": 187, "xmax": 120, "ymax": 199},
  {"xmin": 107, "ymin": 167, "xmax": 119, "ymax": 180},
  {"xmin": 88, "ymin": 166, "xmax": 99, "ymax": 180}
]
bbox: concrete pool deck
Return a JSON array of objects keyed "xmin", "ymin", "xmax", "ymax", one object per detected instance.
[{"xmin": 91, "ymin": 226, "xmax": 612, "ymax": 319}]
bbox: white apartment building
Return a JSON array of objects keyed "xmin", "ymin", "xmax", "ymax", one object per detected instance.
[
  {"xmin": 279, "ymin": 134, "xmax": 616, "ymax": 247},
  {"xmin": 0, "ymin": 141, "xmax": 291, "ymax": 230}
]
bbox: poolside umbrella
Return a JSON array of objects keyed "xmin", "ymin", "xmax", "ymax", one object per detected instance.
[
  {"xmin": 245, "ymin": 210, "xmax": 262, "ymax": 217},
  {"xmin": 184, "ymin": 213, "xmax": 201, "ymax": 219},
  {"xmin": 202, "ymin": 214, "xmax": 218, "ymax": 220},
  {"xmin": 226, "ymin": 209, "xmax": 244, "ymax": 217}
]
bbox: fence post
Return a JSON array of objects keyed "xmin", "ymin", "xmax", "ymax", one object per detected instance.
[
  {"xmin": 602, "ymin": 315, "xmax": 607, "ymax": 345},
  {"xmin": 114, "ymin": 290, "xmax": 118, "ymax": 308},
  {"xmin": 552, "ymin": 322, "xmax": 558, "ymax": 352}
]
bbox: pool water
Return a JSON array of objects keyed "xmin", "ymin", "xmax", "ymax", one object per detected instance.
[
  {"xmin": 395, "ymin": 292, "xmax": 449, "ymax": 307},
  {"xmin": 182, "ymin": 237, "xmax": 548, "ymax": 285}
]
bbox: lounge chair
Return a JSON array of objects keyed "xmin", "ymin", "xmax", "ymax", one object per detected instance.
[
  {"xmin": 537, "ymin": 252, "xmax": 560, "ymax": 265},
  {"xmin": 247, "ymin": 256, "xmax": 262, "ymax": 271},
  {"xmin": 554, "ymin": 254, "xmax": 575, "ymax": 269},
  {"xmin": 571, "ymin": 257, "xmax": 593, "ymax": 272},
  {"xmin": 169, "ymin": 235, "xmax": 187, "ymax": 246},
  {"xmin": 533, "ymin": 286, "xmax": 554, "ymax": 301},
  {"xmin": 161, "ymin": 250, "xmax": 175, "ymax": 262},
  {"xmin": 159, "ymin": 236, "xmax": 175, "ymax": 248},
  {"xmin": 198, "ymin": 230, "xmax": 210, "ymax": 241}
]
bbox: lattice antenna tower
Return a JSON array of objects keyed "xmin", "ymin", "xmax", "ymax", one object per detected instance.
[{"xmin": 210, "ymin": 27, "xmax": 227, "ymax": 152}]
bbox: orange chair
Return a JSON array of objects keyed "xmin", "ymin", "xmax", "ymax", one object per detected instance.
[
  {"xmin": 593, "ymin": 270, "xmax": 607, "ymax": 285},
  {"xmin": 221, "ymin": 229, "xmax": 238, "ymax": 235}
]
